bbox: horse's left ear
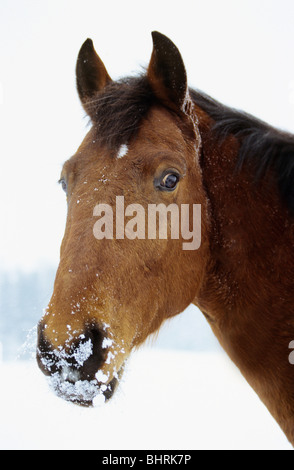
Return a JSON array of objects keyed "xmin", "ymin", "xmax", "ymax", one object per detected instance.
[
  {"xmin": 76, "ymin": 38, "xmax": 112, "ymax": 117},
  {"xmin": 147, "ymin": 32, "xmax": 189, "ymax": 112}
]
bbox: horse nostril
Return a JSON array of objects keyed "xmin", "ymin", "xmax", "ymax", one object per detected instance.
[
  {"xmin": 78, "ymin": 323, "xmax": 107, "ymax": 381},
  {"xmin": 36, "ymin": 322, "xmax": 108, "ymax": 382},
  {"xmin": 36, "ymin": 324, "xmax": 59, "ymax": 376}
]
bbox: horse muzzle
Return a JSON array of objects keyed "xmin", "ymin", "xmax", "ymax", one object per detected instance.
[{"xmin": 36, "ymin": 321, "xmax": 121, "ymax": 406}]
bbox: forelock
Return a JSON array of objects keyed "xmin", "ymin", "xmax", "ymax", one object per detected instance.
[{"xmin": 85, "ymin": 75, "xmax": 154, "ymax": 151}]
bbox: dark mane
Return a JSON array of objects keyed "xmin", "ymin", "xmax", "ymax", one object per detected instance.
[
  {"xmin": 88, "ymin": 75, "xmax": 294, "ymax": 214},
  {"xmin": 88, "ymin": 75, "xmax": 154, "ymax": 151},
  {"xmin": 190, "ymin": 89, "xmax": 294, "ymax": 214}
]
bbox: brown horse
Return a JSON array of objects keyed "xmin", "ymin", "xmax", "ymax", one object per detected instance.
[{"xmin": 37, "ymin": 32, "xmax": 294, "ymax": 445}]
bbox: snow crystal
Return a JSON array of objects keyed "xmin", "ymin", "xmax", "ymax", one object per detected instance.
[
  {"xmin": 60, "ymin": 365, "xmax": 81, "ymax": 383},
  {"xmin": 102, "ymin": 322, "xmax": 110, "ymax": 331},
  {"xmin": 96, "ymin": 370, "xmax": 109, "ymax": 383},
  {"xmin": 106, "ymin": 351, "xmax": 115, "ymax": 365},
  {"xmin": 17, "ymin": 324, "xmax": 38, "ymax": 360},
  {"xmin": 117, "ymin": 144, "xmax": 128, "ymax": 159},
  {"xmin": 98, "ymin": 175, "xmax": 109, "ymax": 184},
  {"xmin": 102, "ymin": 337, "xmax": 113, "ymax": 349},
  {"xmin": 93, "ymin": 392, "xmax": 106, "ymax": 407},
  {"xmin": 48, "ymin": 373, "xmax": 100, "ymax": 404},
  {"xmin": 72, "ymin": 338, "xmax": 93, "ymax": 367}
]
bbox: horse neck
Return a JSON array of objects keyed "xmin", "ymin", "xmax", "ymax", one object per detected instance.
[{"xmin": 194, "ymin": 106, "xmax": 294, "ymax": 445}]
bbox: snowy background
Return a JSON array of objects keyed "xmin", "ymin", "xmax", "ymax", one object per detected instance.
[{"xmin": 0, "ymin": 0, "xmax": 294, "ymax": 450}]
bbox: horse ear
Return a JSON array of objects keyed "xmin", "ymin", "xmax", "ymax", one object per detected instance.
[
  {"xmin": 147, "ymin": 32, "xmax": 189, "ymax": 112},
  {"xmin": 76, "ymin": 38, "xmax": 112, "ymax": 116}
]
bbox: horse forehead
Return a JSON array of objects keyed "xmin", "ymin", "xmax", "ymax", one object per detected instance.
[
  {"xmin": 70, "ymin": 106, "xmax": 189, "ymax": 179},
  {"xmin": 140, "ymin": 106, "xmax": 186, "ymax": 140}
]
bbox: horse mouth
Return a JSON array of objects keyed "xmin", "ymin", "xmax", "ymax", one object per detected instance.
[{"xmin": 47, "ymin": 367, "xmax": 122, "ymax": 407}]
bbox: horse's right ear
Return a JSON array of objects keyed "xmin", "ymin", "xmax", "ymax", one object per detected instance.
[
  {"xmin": 76, "ymin": 39, "xmax": 112, "ymax": 117},
  {"xmin": 147, "ymin": 32, "xmax": 189, "ymax": 113}
]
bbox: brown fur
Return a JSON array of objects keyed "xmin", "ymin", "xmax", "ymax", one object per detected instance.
[
  {"xmin": 37, "ymin": 32, "xmax": 294, "ymax": 445},
  {"xmin": 195, "ymin": 105, "xmax": 294, "ymax": 443}
]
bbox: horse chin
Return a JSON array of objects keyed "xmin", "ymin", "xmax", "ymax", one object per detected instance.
[{"xmin": 47, "ymin": 368, "xmax": 122, "ymax": 407}]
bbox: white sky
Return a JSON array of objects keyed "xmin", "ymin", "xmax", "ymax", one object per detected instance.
[{"xmin": 0, "ymin": 0, "xmax": 294, "ymax": 271}]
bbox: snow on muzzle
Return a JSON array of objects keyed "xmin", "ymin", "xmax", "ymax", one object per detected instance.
[{"xmin": 36, "ymin": 322, "xmax": 124, "ymax": 406}]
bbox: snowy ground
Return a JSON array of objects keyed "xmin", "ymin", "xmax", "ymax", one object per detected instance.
[{"xmin": 0, "ymin": 348, "xmax": 292, "ymax": 450}]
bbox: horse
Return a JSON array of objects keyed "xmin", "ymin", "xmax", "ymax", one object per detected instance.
[{"xmin": 37, "ymin": 32, "xmax": 294, "ymax": 446}]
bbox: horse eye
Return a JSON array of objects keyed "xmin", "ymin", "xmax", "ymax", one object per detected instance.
[
  {"xmin": 160, "ymin": 173, "xmax": 179, "ymax": 191},
  {"xmin": 59, "ymin": 178, "xmax": 67, "ymax": 193}
]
